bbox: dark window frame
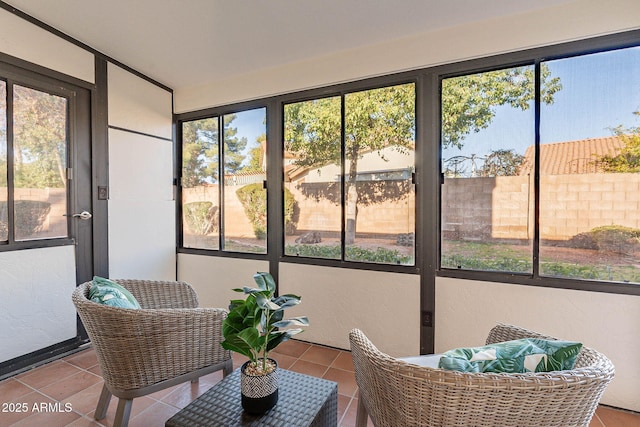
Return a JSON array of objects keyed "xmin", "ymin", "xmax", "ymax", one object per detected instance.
[
  {"xmin": 0, "ymin": 62, "xmax": 78, "ymax": 252},
  {"xmin": 176, "ymin": 30, "xmax": 640, "ymax": 294}
]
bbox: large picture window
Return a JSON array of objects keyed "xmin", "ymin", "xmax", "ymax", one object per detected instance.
[
  {"xmin": 440, "ymin": 45, "xmax": 640, "ymax": 285},
  {"xmin": 181, "ymin": 107, "xmax": 267, "ymax": 254},
  {"xmin": 284, "ymin": 83, "xmax": 416, "ymax": 265},
  {"xmin": 1, "ymin": 80, "xmax": 69, "ymax": 244}
]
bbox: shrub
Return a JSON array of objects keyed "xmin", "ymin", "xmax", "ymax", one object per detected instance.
[
  {"xmin": 237, "ymin": 184, "xmax": 298, "ymax": 239},
  {"xmin": 183, "ymin": 201, "xmax": 217, "ymax": 235},
  {"xmin": 0, "ymin": 200, "xmax": 51, "ymax": 239},
  {"xmin": 285, "ymin": 243, "xmax": 413, "ymax": 264},
  {"xmin": 569, "ymin": 225, "xmax": 640, "ymax": 255}
]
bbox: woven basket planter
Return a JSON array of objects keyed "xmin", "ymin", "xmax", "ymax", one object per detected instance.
[{"xmin": 240, "ymin": 359, "xmax": 279, "ymax": 414}]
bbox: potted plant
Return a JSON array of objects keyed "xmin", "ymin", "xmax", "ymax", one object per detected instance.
[{"xmin": 221, "ymin": 272, "xmax": 309, "ymax": 414}]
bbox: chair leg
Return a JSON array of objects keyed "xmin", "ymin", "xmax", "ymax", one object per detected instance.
[
  {"xmin": 94, "ymin": 384, "xmax": 112, "ymax": 420},
  {"xmin": 356, "ymin": 396, "xmax": 369, "ymax": 427},
  {"xmin": 113, "ymin": 398, "xmax": 133, "ymax": 427}
]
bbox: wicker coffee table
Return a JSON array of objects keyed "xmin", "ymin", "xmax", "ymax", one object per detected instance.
[{"xmin": 165, "ymin": 368, "xmax": 338, "ymax": 426}]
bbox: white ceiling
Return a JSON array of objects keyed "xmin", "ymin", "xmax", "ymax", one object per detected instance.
[{"xmin": 5, "ymin": 0, "xmax": 572, "ymax": 91}]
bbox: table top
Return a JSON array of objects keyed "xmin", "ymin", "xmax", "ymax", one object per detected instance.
[{"xmin": 165, "ymin": 368, "xmax": 338, "ymax": 427}]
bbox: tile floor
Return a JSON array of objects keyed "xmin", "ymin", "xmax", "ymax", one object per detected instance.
[{"xmin": 0, "ymin": 340, "xmax": 638, "ymax": 426}]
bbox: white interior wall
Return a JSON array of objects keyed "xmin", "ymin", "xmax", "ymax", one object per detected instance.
[
  {"xmin": 435, "ymin": 277, "xmax": 640, "ymax": 412},
  {"xmin": 279, "ymin": 264, "xmax": 421, "ymax": 356},
  {"xmin": 0, "ymin": 8, "xmax": 94, "ymax": 84},
  {"xmin": 107, "ymin": 63, "xmax": 175, "ymax": 280},
  {"xmin": 0, "ymin": 10, "xmax": 92, "ymax": 364},
  {"xmin": 177, "ymin": 254, "xmax": 269, "ymax": 308},
  {"xmin": 0, "ymin": 247, "xmax": 77, "ymax": 363}
]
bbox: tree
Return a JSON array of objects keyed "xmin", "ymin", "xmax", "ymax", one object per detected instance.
[
  {"xmin": 181, "ymin": 114, "xmax": 247, "ymax": 187},
  {"xmin": 12, "ymin": 86, "xmax": 67, "ymax": 189},
  {"xmin": 285, "ymin": 67, "xmax": 560, "ymax": 244},
  {"xmin": 481, "ymin": 149, "xmax": 525, "ymax": 177},
  {"xmin": 597, "ymin": 112, "xmax": 640, "ymax": 173},
  {"xmin": 442, "ymin": 66, "xmax": 561, "ymax": 149},
  {"xmin": 285, "ymin": 84, "xmax": 415, "ymax": 244}
]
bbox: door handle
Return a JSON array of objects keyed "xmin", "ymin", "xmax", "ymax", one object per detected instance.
[{"xmin": 68, "ymin": 211, "xmax": 92, "ymax": 220}]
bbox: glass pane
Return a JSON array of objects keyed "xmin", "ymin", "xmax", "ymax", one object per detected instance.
[
  {"xmin": 0, "ymin": 81, "xmax": 6, "ymax": 241},
  {"xmin": 344, "ymin": 83, "xmax": 416, "ymax": 265},
  {"xmin": 540, "ymin": 47, "xmax": 640, "ymax": 283},
  {"xmin": 284, "ymin": 97, "xmax": 342, "ymax": 260},
  {"xmin": 223, "ymin": 108, "xmax": 267, "ymax": 253},
  {"xmin": 182, "ymin": 117, "xmax": 220, "ymax": 249},
  {"xmin": 440, "ymin": 66, "xmax": 536, "ymax": 273},
  {"xmin": 13, "ymin": 85, "xmax": 68, "ymax": 241}
]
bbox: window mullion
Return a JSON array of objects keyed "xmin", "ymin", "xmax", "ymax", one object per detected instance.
[
  {"xmin": 340, "ymin": 94, "xmax": 346, "ymax": 262},
  {"xmin": 218, "ymin": 115, "xmax": 224, "ymax": 251},
  {"xmin": 533, "ymin": 60, "xmax": 541, "ymax": 278},
  {"xmin": 6, "ymin": 80, "xmax": 15, "ymax": 244}
]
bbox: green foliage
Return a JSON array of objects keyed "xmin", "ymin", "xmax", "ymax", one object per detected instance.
[
  {"xmin": 181, "ymin": 114, "xmax": 248, "ymax": 187},
  {"xmin": 0, "ymin": 200, "xmax": 51, "ymax": 239},
  {"xmin": 236, "ymin": 183, "xmax": 297, "ymax": 239},
  {"xmin": 482, "ymin": 149, "xmax": 525, "ymax": 176},
  {"xmin": 597, "ymin": 112, "xmax": 640, "ymax": 172},
  {"xmin": 570, "ymin": 225, "xmax": 640, "ymax": 255},
  {"xmin": 183, "ymin": 201, "xmax": 217, "ymax": 235},
  {"xmin": 286, "ymin": 243, "xmax": 413, "ymax": 265},
  {"xmin": 221, "ymin": 272, "xmax": 309, "ymax": 372},
  {"xmin": 442, "ymin": 65, "xmax": 561, "ymax": 150}
]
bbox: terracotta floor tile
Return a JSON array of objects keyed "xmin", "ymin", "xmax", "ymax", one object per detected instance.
[
  {"xmin": 11, "ymin": 408, "xmax": 81, "ymax": 426},
  {"xmin": 589, "ymin": 412, "xmax": 605, "ymax": 427},
  {"xmin": 596, "ymin": 405, "xmax": 640, "ymax": 426},
  {"xmin": 271, "ymin": 352, "xmax": 298, "ymax": 370},
  {"xmin": 18, "ymin": 360, "xmax": 83, "ymax": 389},
  {"xmin": 332, "ymin": 351, "xmax": 355, "ymax": 372},
  {"xmin": 271, "ymin": 339, "xmax": 311, "ymax": 358},
  {"xmin": 337, "ymin": 394, "xmax": 352, "ymax": 423},
  {"xmin": 128, "ymin": 401, "xmax": 180, "ymax": 427},
  {"xmin": 0, "ymin": 391, "xmax": 56, "ymax": 425},
  {"xmin": 61, "ymin": 381, "xmax": 106, "ymax": 416},
  {"xmin": 64, "ymin": 348, "xmax": 99, "ymax": 370},
  {"xmin": 65, "ymin": 415, "xmax": 104, "ymax": 426},
  {"xmin": 87, "ymin": 395, "xmax": 156, "ymax": 426},
  {"xmin": 322, "ymin": 367, "xmax": 359, "ymax": 397},
  {"xmin": 160, "ymin": 380, "xmax": 216, "ymax": 409},
  {"xmin": 39, "ymin": 371, "xmax": 102, "ymax": 401},
  {"xmin": 300, "ymin": 345, "xmax": 340, "ymax": 366},
  {"xmin": 0, "ymin": 378, "xmax": 33, "ymax": 401},
  {"xmin": 288, "ymin": 359, "xmax": 328, "ymax": 378}
]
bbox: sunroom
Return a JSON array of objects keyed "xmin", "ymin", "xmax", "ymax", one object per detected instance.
[{"xmin": 0, "ymin": 0, "xmax": 639, "ymax": 425}]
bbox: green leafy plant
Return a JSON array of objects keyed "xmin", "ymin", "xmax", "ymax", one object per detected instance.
[
  {"xmin": 236, "ymin": 184, "xmax": 298, "ymax": 239},
  {"xmin": 221, "ymin": 272, "xmax": 309, "ymax": 374},
  {"xmin": 183, "ymin": 201, "xmax": 217, "ymax": 235}
]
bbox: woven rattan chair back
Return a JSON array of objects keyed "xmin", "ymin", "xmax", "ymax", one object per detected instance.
[
  {"xmin": 349, "ymin": 324, "xmax": 614, "ymax": 427},
  {"xmin": 73, "ymin": 279, "xmax": 233, "ymax": 427}
]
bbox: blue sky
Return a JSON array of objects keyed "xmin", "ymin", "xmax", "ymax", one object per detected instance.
[
  {"xmin": 445, "ymin": 46, "xmax": 640, "ymax": 160},
  {"xmin": 228, "ymin": 46, "xmax": 640, "ymax": 164}
]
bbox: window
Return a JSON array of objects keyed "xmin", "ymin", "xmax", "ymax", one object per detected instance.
[
  {"xmin": 284, "ymin": 83, "xmax": 416, "ymax": 265},
  {"xmin": 539, "ymin": 47, "xmax": 640, "ymax": 283},
  {"xmin": 181, "ymin": 107, "xmax": 267, "ymax": 254},
  {"xmin": 1, "ymin": 81, "xmax": 69, "ymax": 244},
  {"xmin": 440, "ymin": 66, "xmax": 536, "ymax": 273},
  {"xmin": 440, "ymin": 45, "xmax": 640, "ymax": 285}
]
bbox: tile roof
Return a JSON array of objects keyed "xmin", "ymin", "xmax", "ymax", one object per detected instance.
[{"xmin": 519, "ymin": 136, "xmax": 625, "ymax": 175}]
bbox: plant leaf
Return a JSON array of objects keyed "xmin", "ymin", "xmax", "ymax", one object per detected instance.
[
  {"xmin": 254, "ymin": 272, "xmax": 276, "ymax": 293},
  {"xmin": 254, "ymin": 292, "xmax": 280, "ymax": 310},
  {"xmin": 272, "ymin": 316, "xmax": 310, "ymax": 328}
]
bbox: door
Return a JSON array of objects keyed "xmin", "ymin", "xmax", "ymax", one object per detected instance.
[{"xmin": 0, "ymin": 61, "xmax": 94, "ymax": 376}]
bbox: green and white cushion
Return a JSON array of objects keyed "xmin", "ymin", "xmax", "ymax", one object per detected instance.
[
  {"xmin": 438, "ymin": 338, "xmax": 582, "ymax": 373},
  {"xmin": 88, "ymin": 276, "xmax": 141, "ymax": 309}
]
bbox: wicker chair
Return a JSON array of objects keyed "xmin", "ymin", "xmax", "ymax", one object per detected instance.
[
  {"xmin": 349, "ymin": 324, "xmax": 615, "ymax": 427},
  {"xmin": 72, "ymin": 279, "xmax": 233, "ymax": 427}
]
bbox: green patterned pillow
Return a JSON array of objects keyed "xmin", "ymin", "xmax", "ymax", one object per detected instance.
[
  {"xmin": 438, "ymin": 338, "xmax": 582, "ymax": 373},
  {"xmin": 88, "ymin": 276, "xmax": 141, "ymax": 309}
]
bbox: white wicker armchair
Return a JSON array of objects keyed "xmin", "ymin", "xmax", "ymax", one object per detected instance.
[
  {"xmin": 72, "ymin": 279, "xmax": 233, "ymax": 427},
  {"xmin": 349, "ymin": 324, "xmax": 614, "ymax": 427}
]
